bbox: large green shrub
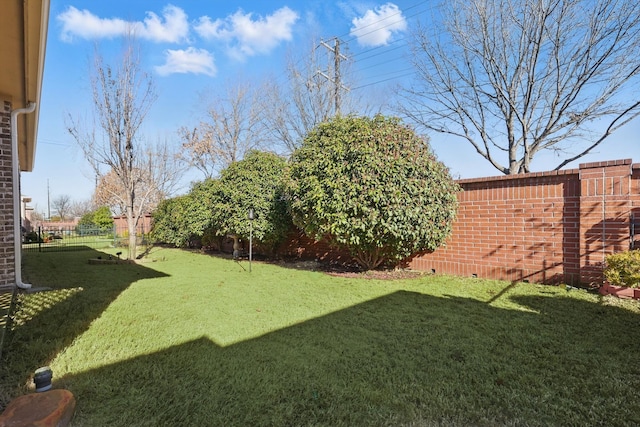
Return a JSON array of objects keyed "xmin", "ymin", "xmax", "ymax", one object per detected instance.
[
  {"xmin": 151, "ymin": 196, "xmax": 192, "ymax": 247},
  {"xmin": 188, "ymin": 179, "xmax": 224, "ymax": 248},
  {"xmin": 604, "ymin": 250, "xmax": 640, "ymax": 288},
  {"xmin": 211, "ymin": 150, "xmax": 291, "ymax": 253},
  {"xmin": 287, "ymin": 115, "xmax": 460, "ymax": 270},
  {"xmin": 152, "ymin": 152, "xmax": 291, "ymax": 253},
  {"xmin": 151, "ymin": 179, "xmax": 222, "ymax": 248}
]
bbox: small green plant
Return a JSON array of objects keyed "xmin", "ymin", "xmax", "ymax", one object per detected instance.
[
  {"xmin": 23, "ymin": 231, "xmax": 42, "ymax": 243},
  {"xmin": 604, "ymin": 250, "xmax": 640, "ymax": 287}
]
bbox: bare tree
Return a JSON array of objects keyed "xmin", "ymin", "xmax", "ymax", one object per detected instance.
[
  {"xmin": 260, "ymin": 40, "xmax": 366, "ymax": 155},
  {"xmin": 401, "ymin": 0, "xmax": 640, "ymax": 174},
  {"xmin": 177, "ymin": 126, "xmax": 218, "ymax": 180},
  {"xmin": 29, "ymin": 206, "xmax": 45, "ymax": 223},
  {"xmin": 52, "ymin": 195, "xmax": 72, "ymax": 221},
  {"xmin": 180, "ymin": 80, "xmax": 264, "ymax": 179},
  {"xmin": 67, "ymin": 38, "xmax": 181, "ymax": 259},
  {"xmin": 69, "ymin": 199, "xmax": 95, "ymax": 219},
  {"xmin": 95, "ymin": 139, "xmax": 182, "ymax": 216}
]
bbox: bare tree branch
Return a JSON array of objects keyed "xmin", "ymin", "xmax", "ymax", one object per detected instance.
[
  {"xmin": 180, "ymin": 80, "xmax": 265, "ymax": 179},
  {"xmin": 66, "ymin": 35, "xmax": 182, "ymax": 258},
  {"xmin": 400, "ymin": 0, "xmax": 640, "ymax": 174},
  {"xmin": 51, "ymin": 195, "xmax": 72, "ymax": 221},
  {"xmin": 259, "ymin": 40, "xmax": 369, "ymax": 155}
]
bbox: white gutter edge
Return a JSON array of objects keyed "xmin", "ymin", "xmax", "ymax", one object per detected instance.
[{"xmin": 10, "ymin": 103, "xmax": 36, "ymax": 290}]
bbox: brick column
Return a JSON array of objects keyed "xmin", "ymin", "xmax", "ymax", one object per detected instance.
[
  {"xmin": 0, "ymin": 100, "xmax": 16, "ymax": 287},
  {"xmin": 578, "ymin": 159, "xmax": 633, "ymax": 286}
]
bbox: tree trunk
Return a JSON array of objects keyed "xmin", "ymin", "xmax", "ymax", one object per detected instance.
[{"xmin": 126, "ymin": 204, "xmax": 137, "ymax": 260}]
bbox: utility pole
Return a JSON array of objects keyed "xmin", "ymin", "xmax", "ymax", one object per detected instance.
[
  {"xmin": 318, "ymin": 37, "xmax": 349, "ymax": 116},
  {"xmin": 47, "ymin": 179, "xmax": 50, "ymax": 220}
]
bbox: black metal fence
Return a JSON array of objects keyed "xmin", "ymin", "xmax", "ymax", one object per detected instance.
[{"xmin": 22, "ymin": 225, "xmax": 136, "ymax": 252}]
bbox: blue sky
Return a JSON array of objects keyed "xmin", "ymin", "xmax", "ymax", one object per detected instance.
[{"xmin": 22, "ymin": 0, "xmax": 640, "ymax": 215}]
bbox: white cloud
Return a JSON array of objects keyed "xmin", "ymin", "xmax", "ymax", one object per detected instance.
[
  {"xmin": 155, "ymin": 47, "xmax": 216, "ymax": 77},
  {"xmin": 58, "ymin": 5, "xmax": 189, "ymax": 43},
  {"xmin": 138, "ymin": 5, "xmax": 189, "ymax": 43},
  {"xmin": 350, "ymin": 3, "xmax": 407, "ymax": 47},
  {"xmin": 195, "ymin": 7, "xmax": 299, "ymax": 60},
  {"xmin": 58, "ymin": 6, "xmax": 126, "ymax": 41}
]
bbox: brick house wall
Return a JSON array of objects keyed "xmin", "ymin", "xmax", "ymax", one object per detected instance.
[
  {"xmin": 0, "ymin": 101, "xmax": 16, "ymax": 287},
  {"xmin": 408, "ymin": 159, "xmax": 639, "ymax": 286}
]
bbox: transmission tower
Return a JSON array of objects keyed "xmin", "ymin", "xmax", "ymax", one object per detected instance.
[{"xmin": 317, "ymin": 37, "xmax": 349, "ymax": 116}]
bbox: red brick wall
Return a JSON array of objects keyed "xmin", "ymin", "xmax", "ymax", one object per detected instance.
[
  {"xmin": 632, "ymin": 166, "xmax": 640, "ymax": 250},
  {"xmin": 277, "ymin": 229, "xmax": 353, "ymax": 264},
  {"xmin": 278, "ymin": 158, "xmax": 640, "ymax": 286},
  {"xmin": 409, "ymin": 159, "xmax": 639, "ymax": 286},
  {"xmin": 578, "ymin": 160, "xmax": 635, "ymax": 284},
  {"xmin": 0, "ymin": 100, "xmax": 16, "ymax": 287}
]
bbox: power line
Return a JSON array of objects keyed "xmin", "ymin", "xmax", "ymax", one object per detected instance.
[
  {"xmin": 37, "ymin": 138, "xmax": 73, "ymax": 147},
  {"xmin": 355, "ymin": 50, "xmax": 408, "ymax": 72},
  {"xmin": 350, "ymin": 37, "xmax": 407, "ymax": 60},
  {"xmin": 351, "ymin": 70, "xmax": 416, "ymax": 91},
  {"xmin": 338, "ymin": 0, "xmax": 431, "ymax": 42},
  {"xmin": 358, "ymin": 67, "xmax": 414, "ymax": 81},
  {"xmin": 231, "ymin": 1, "xmax": 431, "ymax": 107}
]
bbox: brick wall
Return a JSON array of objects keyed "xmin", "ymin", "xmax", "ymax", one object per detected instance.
[
  {"xmin": 0, "ymin": 100, "xmax": 15, "ymax": 287},
  {"xmin": 277, "ymin": 158, "xmax": 639, "ymax": 286},
  {"xmin": 632, "ymin": 166, "xmax": 640, "ymax": 250},
  {"xmin": 277, "ymin": 229, "xmax": 353, "ymax": 264},
  {"xmin": 408, "ymin": 159, "xmax": 639, "ymax": 286}
]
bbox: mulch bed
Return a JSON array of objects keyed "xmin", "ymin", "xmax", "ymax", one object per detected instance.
[
  {"xmin": 285, "ymin": 260, "xmax": 425, "ymax": 280},
  {"xmin": 324, "ymin": 269, "xmax": 426, "ymax": 280}
]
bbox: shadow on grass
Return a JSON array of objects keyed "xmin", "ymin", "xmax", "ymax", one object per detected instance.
[
  {"xmin": 60, "ymin": 290, "xmax": 639, "ymax": 427},
  {"xmin": 0, "ymin": 248, "xmax": 169, "ymax": 407}
]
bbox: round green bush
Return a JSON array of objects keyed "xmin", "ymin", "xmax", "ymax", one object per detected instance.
[{"xmin": 287, "ymin": 115, "xmax": 460, "ymax": 270}]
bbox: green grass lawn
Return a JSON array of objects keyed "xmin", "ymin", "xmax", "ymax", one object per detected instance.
[{"xmin": 2, "ymin": 247, "xmax": 639, "ymax": 426}]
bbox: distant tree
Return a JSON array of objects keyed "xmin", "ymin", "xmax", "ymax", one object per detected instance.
[
  {"xmin": 29, "ymin": 207, "xmax": 45, "ymax": 222},
  {"xmin": 179, "ymin": 80, "xmax": 264, "ymax": 179},
  {"xmin": 92, "ymin": 206, "xmax": 114, "ymax": 231},
  {"xmin": 401, "ymin": 0, "xmax": 640, "ymax": 174},
  {"xmin": 287, "ymin": 115, "xmax": 460, "ymax": 270},
  {"xmin": 52, "ymin": 195, "xmax": 72, "ymax": 221},
  {"xmin": 69, "ymin": 199, "xmax": 95, "ymax": 219},
  {"xmin": 260, "ymin": 39, "xmax": 368, "ymax": 155},
  {"xmin": 93, "ymin": 155, "xmax": 177, "ymax": 217},
  {"xmin": 177, "ymin": 127, "xmax": 218, "ymax": 180},
  {"xmin": 78, "ymin": 206, "xmax": 114, "ymax": 232}
]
